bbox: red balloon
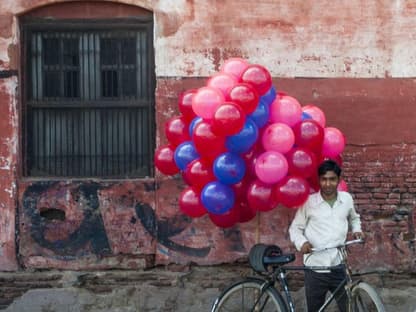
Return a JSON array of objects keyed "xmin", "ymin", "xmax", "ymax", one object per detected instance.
[
  {"xmin": 154, "ymin": 145, "xmax": 180, "ymax": 175},
  {"xmin": 308, "ymin": 174, "xmax": 320, "ymax": 193},
  {"xmin": 232, "ymin": 174, "xmax": 251, "ymax": 201},
  {"xmin": 228, "ymin": 83, "xmax": 259, "ymax": 115},
  {"xmin": 286, "ymin": 147, "xmax": 318, "ymax": 178},
  {"xmin": 192, "ymin": 121, "xmax": 227, "ymax": 160},
  {"xmin": 292, "ymin": 119, "xmax": 324, "ymax": 153},
  {"xmin": 220, "ymin": 57, "xmax": 249, "ymax": 80},
  {"xmin": 247, "ymin": 179, "xmax": 278, "ymax": 212},
  {"xmin": 274, "ymin": 176, "xmax": 310, "ymax": 208},
  {"xmin": 179, "ymin": 187, "xmax": 207, "ymax": 218},
  {"xmin": 235, "ymin": 200, "xmax": 257, "ymax": 223},
  {"xmin": 207, "ymin": 73, "xmax": 238, "ymax": 97},
  {"xmin": 178, "ymin": 89, "xmax": 197, "ymax": 122},
  {"xmin": 182, "ymin": 158, "xmax": 216, "ymax": 190},
  {"xmin": 209, "ymin": 206, "xmax": 240, "ymax": 228},
  {"xmin": 212, "ymin": 102, "xmax": 246, "ymax": 136},
  {"xmin": 241, "ymin": 64, "xmax": 272, "ymax": 96},
  {"xmin": 165, "ymin": 116, "xmax": 191, "ymax": 147}
]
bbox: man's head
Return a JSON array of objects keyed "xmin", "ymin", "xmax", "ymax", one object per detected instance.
[{"xmin": 318, "ymin": 160, "xmax": 341, "ymax": 199}]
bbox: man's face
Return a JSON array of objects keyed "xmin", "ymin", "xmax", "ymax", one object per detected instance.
[{"xmin": 319, "ymin": 170, "xmax": 340, "ymax": 198}]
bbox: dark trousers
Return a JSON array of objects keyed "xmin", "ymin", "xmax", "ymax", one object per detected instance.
[{"xmin": 304, "ymin": 268, "xmax": 347, "ymax": 312}]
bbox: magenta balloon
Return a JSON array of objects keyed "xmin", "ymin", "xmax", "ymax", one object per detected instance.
[
  {"xmin": 207, "ymin": 73, "xmax": 238, "ymax": 97},
  {"xmin": 220, "ymin": 58, "xmax": 250, "ymax": 80},
  {"xmin": 165, "ymin": 116, "xmax": 191, "ymax": 147},
  {"xmin": 179, "ymin": 187, "xmax": 207, "ymax": 218},
  {"xmin": 302, "ymin": 104, "xmax": 326, "ymax": 128},
  {"xmin": 209, "ymin": 207, "xmax": 240, "ymax": 228},
  {"xmin": 269, "ymin": 95, "xmax": 302, "ymax": 127},
  {"xmin": 255, "ymin": 151, "xmax": 288, "ymax": 184},
  {"xmin": 262, "ymin": 123, "xmax": 295, "ymax": 154},
  {"xmin": 178, "ymin": 89, "xmax": 198, "ymax": 122},
  {"xmin": 292, "ymin": 119, "xmax": 324, "ymax": 153},
  {"xmin": 240, "ymin": 64, "xmax": 273, "ymax": 96},
  {"xmin": 247, "ymin": 179, "xmax": 278, "ymax": 212},
  {"xmin": 154, "ymin": 145, "xmax": 180, "ymax": 175},
  {"xmin": 192, "ymin": 86, "xmax": 225, "ymax": 119},
  {"xmin": 286, "ymin": 147, "xmax": 318, "ymax": 178},
  {"xmin": 273, "ymin": 175, "xmax": 310, "ymax": 208},
  {"xmin": 337, "ymin": 179, "xmax": 348, "ymax": 192},
  {"xmin": 212, "ymin": 102, "xmax": 246, "ymax": 136},
  {"xmin": 322, "ymin": 127, "xmax": 346, "ymax": 157}
]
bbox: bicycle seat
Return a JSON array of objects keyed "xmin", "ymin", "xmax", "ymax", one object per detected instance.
[{"xmin": 249, "ymin": 244, "xmax": 295, "ymax": 272}]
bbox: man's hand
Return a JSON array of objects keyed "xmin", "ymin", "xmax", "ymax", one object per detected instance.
[
  {"xmin": 353, "ymin": 232, "xmax": 365, "ymax": 240},
  {"xmin": 300, "ymin": 241, "xmax": 313, "ymax": 254}
]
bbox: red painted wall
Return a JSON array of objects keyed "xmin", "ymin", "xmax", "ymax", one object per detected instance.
[{"xmin": 0, "ymin": 0, "xmax": 415, "ymax": 272}]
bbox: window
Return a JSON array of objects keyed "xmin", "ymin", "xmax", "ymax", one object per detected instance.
[{"xmin": 22, "ymin": 19, "xmax": 155, "ymax": 178}]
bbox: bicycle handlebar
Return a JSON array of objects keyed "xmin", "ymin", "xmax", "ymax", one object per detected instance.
[{"xmin": 310, "ymin": 238, "xmax": 364, "ymax": 253}]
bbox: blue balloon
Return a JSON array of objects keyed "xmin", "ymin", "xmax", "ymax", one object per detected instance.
[
  {"xmin": 226, "ymin": 118, "xmax": 259, "ymax": 154},
  {"xmin": 213, "ymin": 152, "xmax": 246, "ymax": 185},
  {"xmin": 174, "ymin": 141, "xmax": 199, "ymax": 170},
  {"xmin": 260, "ymin": 86, "xmax": 276, "ymax": 106},
  {"xmin": 249, "ymin": 99, "xmax": 270, "ymax": 129},
  {"xmin": 301, "ymin": 112, "xmax": 312, "ymax": 120},
  {"xmin": 189, "ymin": 116, "xmax": 202, "ymax": 137},
  {"xmin": 201, "ymin": 181, "xmax": 235, "ymax": 215}
]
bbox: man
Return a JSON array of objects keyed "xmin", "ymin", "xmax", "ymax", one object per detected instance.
[{"xmin": 289, "ymin": 160, "xmax": 363, "ymax": 312}]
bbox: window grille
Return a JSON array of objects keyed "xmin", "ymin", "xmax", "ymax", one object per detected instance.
[{"xmin": 22, "ymin": 19, "xmax": 155, "ymax": 178}]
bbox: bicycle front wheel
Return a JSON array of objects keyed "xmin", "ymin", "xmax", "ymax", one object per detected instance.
[
  {"xmin": 212, "ymin": 278, "xmax": 288, "ymax": 312},
  {"xmin": 350, "ymin": 282, "xmax": 385, "ymax": 312}
]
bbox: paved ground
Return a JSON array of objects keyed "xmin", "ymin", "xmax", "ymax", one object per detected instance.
[{"xmin": 0, "ymin": 268, "xmax": 415, "ymax": 311}]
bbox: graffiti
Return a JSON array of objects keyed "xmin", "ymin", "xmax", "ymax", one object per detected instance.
[
  {"xmin": 135, "ymin": 202, "xmax": 211, "ymax": 257},
  {"xmin": 22, "ymin": 182, "xmax": 111, "ymax": 257},
  {"xmin": 21, "ymin": 181, "xmax": 225, "ymax": 259}
]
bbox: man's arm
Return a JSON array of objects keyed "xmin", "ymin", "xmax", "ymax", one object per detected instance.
[
  {"xmin": 289, "ymin": 204, "xmax": 310, "ymax": 252},
  {"xmin": 348, "ymin": 197, "xmax": 364, "ymax": 239}
]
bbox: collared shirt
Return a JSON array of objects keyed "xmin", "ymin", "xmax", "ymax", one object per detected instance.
[{"xmin": 288, "ymin": 191, "xmax": 362, "ymax": 268}]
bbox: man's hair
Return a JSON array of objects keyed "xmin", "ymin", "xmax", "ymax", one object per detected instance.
[{"xmin": 318, "ymin": 160, "xmax": 341, "ymax": 177}]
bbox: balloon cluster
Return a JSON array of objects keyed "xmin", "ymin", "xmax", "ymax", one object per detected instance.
[{"xmin": 154, "ymin": 58, "xmax": 346, "ymax": 228}]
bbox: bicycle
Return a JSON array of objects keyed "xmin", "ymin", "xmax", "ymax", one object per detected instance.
[{"xmin": 211, "ymin": 239, "xmax": 385, "ymax": 312}]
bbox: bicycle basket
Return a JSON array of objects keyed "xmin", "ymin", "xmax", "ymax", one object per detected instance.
[{"xmin": 249, "ymin": 244, "xmax": 282, "ymax": 272}]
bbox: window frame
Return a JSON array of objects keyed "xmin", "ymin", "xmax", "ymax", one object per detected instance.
[{"xmin": 20, "ymin": 18, "xmax": 156, "ymax": 179}]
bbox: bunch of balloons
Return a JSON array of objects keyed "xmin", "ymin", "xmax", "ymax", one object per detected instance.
[{"xmin": 154, "ymin": 58, "xmax": 347, "ymax": 228}]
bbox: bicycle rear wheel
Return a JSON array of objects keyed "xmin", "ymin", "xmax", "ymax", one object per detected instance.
[
  {"xmin": 211, "ymin": 278, "xmax": 288, "ymax": 312},
  {"xmin": 350, "ymin": 282, "xmax": 385, "ymax": 312}
]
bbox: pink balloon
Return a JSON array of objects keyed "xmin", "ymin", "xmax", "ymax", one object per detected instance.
[
  {"xmin": 192, "ymin": 86, "xmax": 225, "ymax": 119},
  {"xmin": 220, "ymin": 58, "xmax": 250, "ymax": 80},
  {"xmin": 262, "ymin": 123, "xmax": 295, "ymax": 154},
  {"xmin": 322, "ymin": 127, "xmax": 346, "ymax": 157},
  {"xmin": 207, "ymin": 73, "xmax": 238, "ymax": 97},
  {"xmin": 273, "ymin": 175, "xmax": 310, "ymax": 208},
  {"xmin": 269, "ymin": 95, "xmax": 302, "ymax": 127},
  {"xmin": 255, "ymin": 151, "xmax": 288, "ymax": 184},
  {"xmin": 302, "ymin": 104, "xmax": 326, "ymax": 128},
  {"xmin": 337, "ymin": 179, "xmax": 348, "ymax": 192}
]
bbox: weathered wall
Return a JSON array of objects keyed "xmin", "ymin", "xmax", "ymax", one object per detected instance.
[{"xmin": 0, "ymin": 0, "xmax": 415, "ymax": 276}]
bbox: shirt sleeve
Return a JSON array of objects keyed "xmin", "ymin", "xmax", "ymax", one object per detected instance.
[
  {"xmin": 348, "ymin": 197, "xmax": 362, "ymax": 233},
  {"xmin": 289, "ymin": 203, "xmax": 309, "ymax": 251}
]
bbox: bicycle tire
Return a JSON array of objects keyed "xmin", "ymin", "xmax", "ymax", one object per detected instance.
[
  {"xmin": 350, "ymin": 282, "xmax": 385, "ymax": 312},
  {"xmin": 211, "ymin": 277, "xmax": 288, "ymax": 312}
]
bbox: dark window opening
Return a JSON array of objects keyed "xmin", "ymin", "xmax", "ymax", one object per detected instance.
[{"xmin": 22, "ymin": 19, "xmax": 155, "ymax": 178}]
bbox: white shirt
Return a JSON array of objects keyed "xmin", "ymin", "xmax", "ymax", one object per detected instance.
[{"xmin": 289, "ymin": 191, "xmax": 362, "ymax": 267}]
